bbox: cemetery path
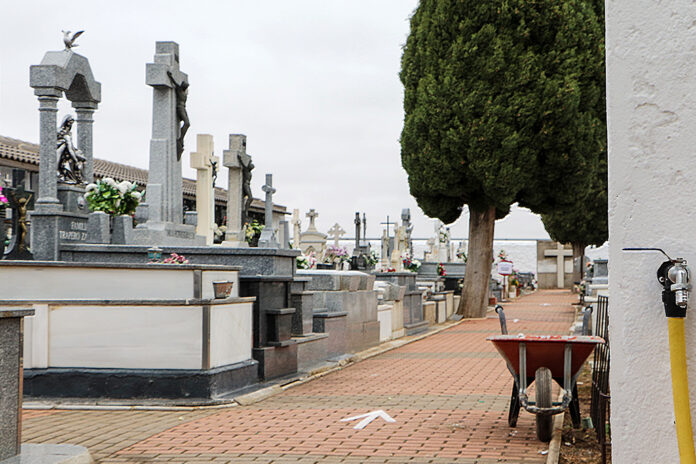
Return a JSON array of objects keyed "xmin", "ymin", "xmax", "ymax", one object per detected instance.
[{"xmin": 22, "ymin": 289, "xmax": 577, "ymax": 464}]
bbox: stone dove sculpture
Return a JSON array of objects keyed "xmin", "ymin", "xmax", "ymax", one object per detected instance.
[{"xmin": 62, "ymin": 30, "xmax": 84, "ymax": 50}]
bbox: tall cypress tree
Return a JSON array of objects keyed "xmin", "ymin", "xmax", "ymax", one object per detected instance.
[
  {"xmin": 541, "ymin": 0, "xmax": 607, "ymax": 284},
  {"xmin": 541, "ymin": 159, "xmax": 608, "ymax": 284},
  {"xmin": 400, "ymin": 0, "xmax": 604, "ymax": 317}
]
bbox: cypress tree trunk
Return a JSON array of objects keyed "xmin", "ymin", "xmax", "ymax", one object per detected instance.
[
  {"xmin": 572, "ymin": 242, "xmax": 586, "ymax": 285},
  {"xmin": 457, "ymin": 205, "xmax": 496, "ymax": 318}
]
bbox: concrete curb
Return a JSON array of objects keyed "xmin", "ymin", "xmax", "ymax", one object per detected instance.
[{"xmin": 546, "ymin": 393, "xmax": 566, "ymax": 464}]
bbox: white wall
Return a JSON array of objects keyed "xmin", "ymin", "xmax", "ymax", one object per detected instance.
[
  {"xmin": 48, "ymin": 305, "xmax": 203, "ymax": 369},
  {"xmin": 209, "ymin": 303, "xmax": 253, "ymax": 368},
  {"xmin": 607, "ymin": 2, "xmax": 696, "ymax": 461},
  {"xmin": 1, "ymin": 266, "xmax": 195, "ymax": 300}
]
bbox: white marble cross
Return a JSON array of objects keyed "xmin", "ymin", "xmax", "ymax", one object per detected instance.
[
  {"xmin": 544, "ymin": 242, "xmax": 573, "ymax": 288},
  {"xmin": 327, "ymin": 223, "xmax": 346, "ymax": 246},
  {"xmin": 190, "ymin": 134, "xmax": 218, "ymax": 245}
]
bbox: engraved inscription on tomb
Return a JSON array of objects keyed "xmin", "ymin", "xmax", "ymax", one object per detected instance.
[{"xmin": 59, "ymin": 220, "xmax": 88, "ymax": 242}]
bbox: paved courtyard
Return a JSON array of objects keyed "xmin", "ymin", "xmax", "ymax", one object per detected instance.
[{"xmin": 22, "ymin": 290, "xmax": 576, "ymax": 463}]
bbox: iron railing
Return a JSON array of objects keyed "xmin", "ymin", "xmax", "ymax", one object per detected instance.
[{"xmin": 590, "ymin": 295, "xmax": 610, "ymax": 463}]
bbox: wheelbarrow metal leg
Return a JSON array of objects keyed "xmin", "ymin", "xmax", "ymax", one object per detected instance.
[
  {"xmin": 519, "ymin": 342, "xmax": 527, "ymax": 394},
  {"xmin": 508, "ymin": 381, "xmax": 520, "ymax": 427},
  {"xmin": 569, "ymin": 382, "xmax": 582, "ymax": 428}
]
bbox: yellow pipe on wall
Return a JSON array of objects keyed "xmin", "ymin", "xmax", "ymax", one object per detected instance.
[{"xmin": 668, "ymin": 317, "xmax": 696, "ymax": 463}]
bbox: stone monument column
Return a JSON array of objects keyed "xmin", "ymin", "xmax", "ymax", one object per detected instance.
[
  {"xmin": 190, "ymin": 134, "xmax": 218, "ymax": 245},
  {"xmin": 35, "ymin": 93, "xmax": 62, "ymax": 211},
  {"xmin": 222, "ymin": 134, "xmax": 249, "ymax": 247},
  {"xmin": 73, "ymin": 103, "xmax": 96, "ymax": 183}
]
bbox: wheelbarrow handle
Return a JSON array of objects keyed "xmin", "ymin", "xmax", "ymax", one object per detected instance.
[{"xmin": 495, "ymin": 305, "xmax": 508, "ymax": 335}]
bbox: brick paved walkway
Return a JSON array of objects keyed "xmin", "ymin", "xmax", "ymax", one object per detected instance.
[{"xmin": 22, "ymin": 290, "xmax": 576, "ymax": 463}]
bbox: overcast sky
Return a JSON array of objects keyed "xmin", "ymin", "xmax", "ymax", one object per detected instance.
[{"xmin": 0, "ymin": 1, "xmax": 550, "ymax": 241}]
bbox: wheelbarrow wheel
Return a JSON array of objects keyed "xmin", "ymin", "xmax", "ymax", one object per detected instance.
[{"xmin": 535, "ymin": 367, "xmax": 553, "ymax": 442}]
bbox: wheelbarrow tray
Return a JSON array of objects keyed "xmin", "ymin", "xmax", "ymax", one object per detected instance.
[{"xmin": 487, "ymin": 335, "xmax": 605, "ymax": 379}]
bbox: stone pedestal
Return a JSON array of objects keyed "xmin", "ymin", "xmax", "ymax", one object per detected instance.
[
  {"xmin": 31, "ymin": 184, "xmax": 89, "ymax": 261},
  {"xmin": 0, "ymin": 308, "xmax": 34, "ymax": 461}
]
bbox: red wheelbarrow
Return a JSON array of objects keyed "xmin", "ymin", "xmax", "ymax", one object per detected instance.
[{"xmin": 487, "ymin": 306, "xmax": 604, "ymax": 442}]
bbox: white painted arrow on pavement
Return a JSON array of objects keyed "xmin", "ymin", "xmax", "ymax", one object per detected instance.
[{"xmin": 341, "ymin": 410, "xmax": 396, "ymax": 430}]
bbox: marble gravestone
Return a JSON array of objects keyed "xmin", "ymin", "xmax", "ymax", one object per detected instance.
[
  {"xmin": 29, "ymin": 44, "xmax": 101, "ymax": 260},
  {"xmin": 132, "ymin": 41, "xmax": 204, "ymax": 246},
  {"xmin": 190, "ymin": 134, "xmax": 218, "ymax": 245}
]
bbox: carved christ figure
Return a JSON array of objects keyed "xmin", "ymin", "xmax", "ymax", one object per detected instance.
[
  {"xmin": 239, "ymin": 153, "xmax": 254, "ymax": 225},
  {"xmin": 8, "ymin": 191, "xmax": 33, "ymax": 253},
  {"xmin": 167, "ymin": 70, "xmax": 190, "ymax": 161},
  {"xmin": 56, "ymin": 115, "xmax": 85, "ymax": 184}
]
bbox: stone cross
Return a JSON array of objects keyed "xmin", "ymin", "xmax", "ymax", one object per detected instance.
[
  {"xmin": 544, "ymin": 242, "xmax": 573, "ymax": 288},
  {"xmin": 306, "ymin": 209, "xmax": 319, "ymax": 232},
  {"xmin": 258, "ymin": 173, "xmax": 278, "ymax": 248},
  {"xmin": 362, "ymin": 213, "xmax": 367, "ymax": 247},
  {"xmin": 381, "ymin": 228, "xmax": 390, "ymax": 268},
  {"xmin": 221, "ymin": 134, "xmax": 249, "ymax": 247},
  {"xmin": 380, "ymin": 215, "xmax": 395, "ymax": 237},
  {"xmin": 292, "ymin": 208, "xmax": 302, "ymax": 249},
  {"xmin": 144, "ymin": 41, "xmax": 188, "ymax": 225},
  {"xmin": 354, "ymin": 212, "xmax": 361, "ymax": 249},
  {"xmin": 190, "ymin": 134, "xmax": 218, "ymax": 245},
  {"xmin": 328, "ymin": 223, "xmax": 346, "ymax": 246}
]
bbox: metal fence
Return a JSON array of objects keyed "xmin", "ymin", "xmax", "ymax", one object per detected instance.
[{"xmin": 590, "ymin": 295, "xmax": 611, "ymax": 463}]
